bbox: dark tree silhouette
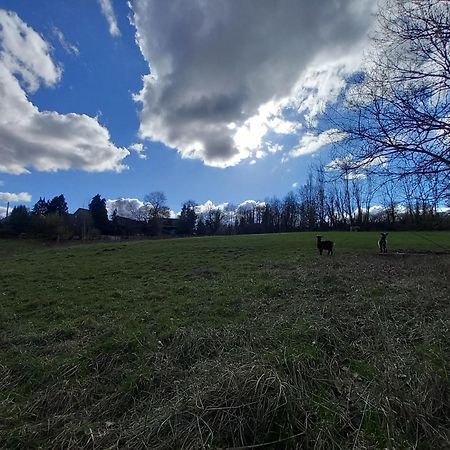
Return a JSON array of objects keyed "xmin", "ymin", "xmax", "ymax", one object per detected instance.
[
  {"xmin": 32, "ymin": 197, "xmax": 49, "ymax": 216},
  {"xmin": 89, "ymin": 194, "xmax": 110, "ymax": 234},
  {"xmin": 196, "ymin": 218, "xmax": 207, "ymax": 236},
  {"xmin": 47, "ymin": 195, "xmax": 68, "ymax": 216},
  {"xmin": 7, "ymin": 205, "xmax": 30, "ymax": 234},
  {"xmin": 144, "ymin": 191, "xmax": 170, "ymax": 235},
  {"xmin": 144, "ymin": 191, "xmax": 170, "ymax": 220},
  {"xmin": 111, "ymin": 208, "xmax": 120, "ymax": 235},
  {"xmin": 177, "ymin": 201, "xmax": 197, "ymax": 235}
]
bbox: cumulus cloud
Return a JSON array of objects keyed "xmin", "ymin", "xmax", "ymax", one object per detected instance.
[
  {"xmin": 194, "ymin": 200, "xmax": 229, "ymax": 215},
  {"xmin": 107, "ymin": 197, "xmax": 176, "ymax": 220},
  {"xmin": 106, "ymin": 197, "xmax": 145, "ymax": 219},
  {"xmin": 52, "ymin": 26, "xmax": 79, "ymax": 56},
  {"xmin": 0, "ymin": 206, "xmax": 8, "ymax": 218},
  {"xmin": 0, "ymin": 191, "xmax": 32, "ymax": 202},
  {"xmin": 0, "ymin": 9, "xmax": 61, "ymax": 92},
  {"xmin": 237, "ymin": 200, "xmax": 266, "ymax": 211},
  {"xmin": 289, "ymin": 129, "xmax": 345, "ymax": 158},
  {"xmin": 0, "ymin": 10, "xmax": 129, "ymax": 175},
  {"xmin": 97, "ymin": 0, "xmax": 120, "ymax": 37},
  {"xmin": 194, "ymin": 199, "xmax": 265, "ymax": 219},
  {"xmin": 130, "ymin": 0, "xmax": 375, "ymax": 167}
]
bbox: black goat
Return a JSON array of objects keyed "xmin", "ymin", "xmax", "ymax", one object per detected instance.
[
  {"xmin": 378, "ymin": 232, "xmax": 388, "ymax": 253},
  {"xmin": 316, "ymin": 235, "xmax": 333, "ymax": 255}
]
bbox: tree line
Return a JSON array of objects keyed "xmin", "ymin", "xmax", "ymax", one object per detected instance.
[
  {"xmin": 190, "ymin": 167, "xmax": 449, "ymax": 236},
  {"xmin": 3, "ymin": 163, "xmax": 448, "ymax": 241}
]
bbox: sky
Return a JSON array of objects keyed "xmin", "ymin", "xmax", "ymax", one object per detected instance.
[{"xmin": 0, "ymin": 0, "xmax": 377, "ymax": 216}]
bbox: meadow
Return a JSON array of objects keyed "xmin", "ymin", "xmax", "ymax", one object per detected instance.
[{"xmin": 0, "ymin": 232, "xmax": 449, "ymax": 449}]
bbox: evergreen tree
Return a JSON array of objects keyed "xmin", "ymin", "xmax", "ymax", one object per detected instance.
[
  {"xmin": 47, "ymin": 195, "xmax": 68, "ymax": 216},
  {"xmin": 177, "ymin": 201, "xmax": 197, "ymax": 235},
  {"xmin": 32, "ymin": 197, "xmax": 49, "ymax": 216},
  {"xmin": 7, "ymin": 205, "xmax": 30, "ymax": 234},
  {"xmin": 111, "ymin": 208, "xmax": 120, "ymax": 235},
  {"xmin": 196, "ymin": 218, "xmax": 206, "ymax": 236},
  {"xmin": 89, "ymin": 194, "xmax": 110, "ymax": 234}
]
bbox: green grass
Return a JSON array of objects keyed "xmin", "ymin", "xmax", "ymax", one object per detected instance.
[{"xmin": 0, "ymin": 232, "xmax": 449, "ymax": 449}]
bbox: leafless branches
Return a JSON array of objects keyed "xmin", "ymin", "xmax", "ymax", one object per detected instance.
[{"xmin": 338, "ymin": 0, "xmax": 450, "ymax": 196}]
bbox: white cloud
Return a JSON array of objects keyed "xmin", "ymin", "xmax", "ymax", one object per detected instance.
[
  {"xmin": 237, "ymin": 199, "xmax": 265, "ymax": 210},
  {"xmin": 289, "ymin": 56, "xmax": 364, "ymax": 127},
  {"xmin": 106, "ymin": 198, "xmax": 145, "ymax": 219},
  {"xmin": 345, "ymin": 172, "xmax": 367, "ymax": 180},
  {"xmin": 130, "ymin": 0, "xmax": 375, "ymax": 167},
  {"xmin": 0, "ymin": 191, "xmax": 32, "ymax": 202},
  {"xmin": 369, "ymin": 205, "xmax": 385, "ymax": 217},
  {"xmin": 233, "ymin": 101, "xmax": 300, "ymax": 157},
  {"xmin": 194, "ymin": 199, "xmax": 265, "ymax": 220},
  {"xmin": 326, "ymin": 155, "xmax": 388, "ymax": 172},
  {"xmin": 289, "ymin": 129, "xmax": 345, "ymax": 158},
  {"xmin": 195, "ymin": 200, "xmax": 229, "ymax": 215},
  {"xmin": 292, "ymin": 182, "xmax": 299, "ymax": 188},
  {"xmin": 267, "ymin": 142, "xmax": 283, "ymax": 154},
  {"xmin": 0, "ymin": 10, "xmax": 129, "ymax": 175},
  {"xmin": 129, "ymin": 142, "xmax": 147, "ymax": 159},
  {"xmin": 129, "ymin": 143, "xmax": 143, "ymax": 152},
  {"xmin": 52, "ymin": 26, "xmax": 79, "ymax": 56},
  {"xmin": 0, "ymin": 206, "xmax": 7, "ymax": 218},
  {"xmin": 98, "ymin": 0, "xmax": 120, "ymax": 37},
  {"xmin": 107, "ymin": 197, "xmax": 176, "ymax": 220},
  {"xmin": 0, "ymin": 9, "xmax": 61, "ymax": 93}
]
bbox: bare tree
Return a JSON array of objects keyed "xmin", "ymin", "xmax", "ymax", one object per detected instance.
[
  {"xmin": 382, "ymin": 180, "xmax": 399, "ymax": 226},
  {"xmin": 144, "ymin": 191, "xmax": 170, "ymax": 235},
  {"xmin": 144, "ymin": 191, "xmax": 170, "ymax": 221},
  {"xmin": 205, "ymin": 208, "xmax": 224, "ymax": 235},
  {"xmin": 338, "ymin": 0, "xmax": 450, "ymax": 195},
  {"xmin": 352, "ymin": 179, "xmax": 363, "ymax": 226},
  {"xmin": 361, "ymin": 171, "xmax": 377, "ymax": 227},
  {"xmin": 282, "ymin": 191, "xmax": 298, "ymax": 231}
]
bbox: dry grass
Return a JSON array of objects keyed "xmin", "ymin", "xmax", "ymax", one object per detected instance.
[{"xmin": 0, "ymin": 233, "xmax": 449, "ymax": 449}]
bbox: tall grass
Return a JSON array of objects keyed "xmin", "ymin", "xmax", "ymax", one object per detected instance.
[{"xmin": 0, "ymin": 232, "xmax": 449, "ymax": 448}]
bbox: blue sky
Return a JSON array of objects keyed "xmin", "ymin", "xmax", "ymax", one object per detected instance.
[{"xmin": 0, "ymin": 0, "xmax": 375, "ymax": 215}]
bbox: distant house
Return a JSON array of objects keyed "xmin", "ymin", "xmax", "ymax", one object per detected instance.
[{"xmin": 113, "ymin": 215, "xmax": 145, "ymax": 235}]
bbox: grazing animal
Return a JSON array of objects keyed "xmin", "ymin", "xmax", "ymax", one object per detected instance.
[
  {"xmin": 316, "ymin": 235, "xmax": 333, "ymax": 255},
  {"xmin": 378, "ymin": 232, "xmax": 388, "ymax": 253}
]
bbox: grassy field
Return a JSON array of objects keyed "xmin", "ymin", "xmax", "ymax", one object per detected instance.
[{"xmin": 0, "ymin": 232, "xmax": 449, "ymax": 449}]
